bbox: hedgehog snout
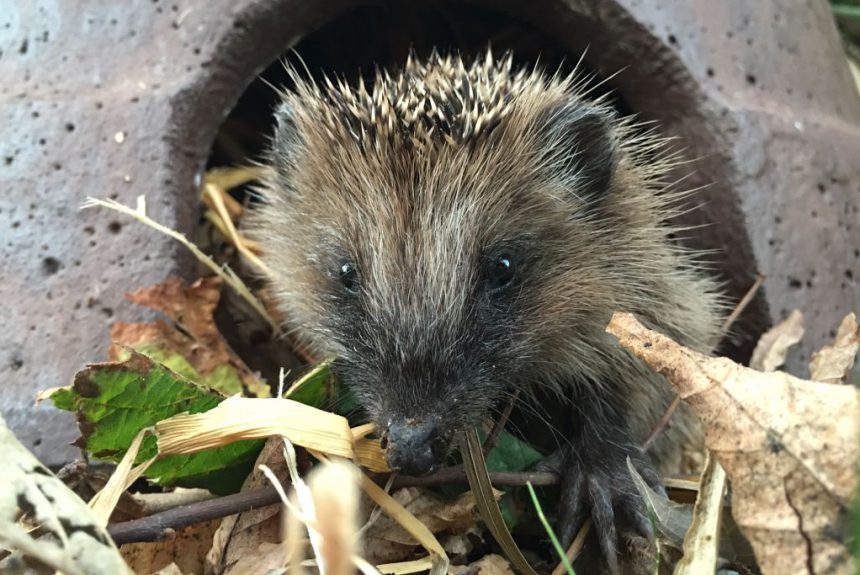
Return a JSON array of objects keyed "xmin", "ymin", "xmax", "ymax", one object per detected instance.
[{"xmin": 384, "ymin": 417, "xmax": 450, "ymax": 476}]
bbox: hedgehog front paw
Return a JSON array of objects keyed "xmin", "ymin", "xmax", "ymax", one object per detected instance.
[{"xmin": 539, "ymin": 441, "xmax": 661, "ymax": 574}]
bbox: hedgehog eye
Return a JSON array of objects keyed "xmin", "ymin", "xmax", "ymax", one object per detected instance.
[
  {"xmin": 486, "ymin": 254, "xmax": 515, "ymax": 292},
  {"xmin": 339, "ymin": 262, "xmax": 360, "ymax": 294}
]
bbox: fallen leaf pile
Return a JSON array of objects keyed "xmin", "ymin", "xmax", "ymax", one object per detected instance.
[
  {"xmin": 608, "ymin": 311, "xmax": 859, "ymax": 574},
  {"xmin": 1, "ymin": 171, "xmax": 857, "ymax": 574}
]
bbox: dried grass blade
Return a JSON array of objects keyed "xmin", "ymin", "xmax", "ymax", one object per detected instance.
[
  {"xmin": 89, "ymin": 428, "xmax": 156, "ymax": 527},
  {"xmin": 353, "ymin": 436, "xmax": 389, "ymax": 473},
  {"xmin": 204, "ymin": 166, "xmax": 269, "ymax": 200},
  {"xmin": 358, "ymin": 474, "xmax": 449, "ymax": 574},
  {"xmin": 376, "ymin": 556, "xmax": 435, "ymax": 574},
  {"xmin": 204, "ymin": 183, "xmax": 269, "ymax": 272},
  {"xmin": 462, "ymin": 428, "xmax": 537, "ymax": 575},
  {"xmin": 80, "ymin": 196, "xmax": 278, "ymax": 333},
  {"xmin": 155, "ymin": 397, "xmax": 355, "ymax": 460}
]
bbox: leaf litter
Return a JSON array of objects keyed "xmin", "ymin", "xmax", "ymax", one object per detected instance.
[
  {"xmin": 4, "ymin": 168, "xmax": 857, "ymax": 574},
  {"xmin": 112, "ymin": 276, "xmax": 269, "ymax": 398},
  {"xmin": 608, "ymin": 311, "xmax": 859, "ymax": 574}
]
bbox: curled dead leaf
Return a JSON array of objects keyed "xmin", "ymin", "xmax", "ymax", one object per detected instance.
[
  {"xmin": 607, "ymin": 312, "xmax": 858, "ymax": 575},
  {"xmin": 749, "ymin": 309, "xmax": 804, "ymax": 372},
  {"xmin": 809, "ymin": 312, "xmax": 859, "ymax": 384}
]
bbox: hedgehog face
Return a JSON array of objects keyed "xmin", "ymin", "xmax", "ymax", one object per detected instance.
[{"xmin": 251, "ymin": 52, "xmax": 649, "ymax": 475}]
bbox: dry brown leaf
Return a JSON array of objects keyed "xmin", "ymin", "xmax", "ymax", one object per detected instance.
[
  {"xmin": 358, "ymin": 476, "xmax": 449, "ymax": 574},
  {"xmin": 607, "ymin": 312, "xmax": 858, "ymax": 574},
  {"xmin": 221, "ymin": 541, "xmax": 291, "ymax": 575},
  {"xmin": 749, "ymin": 309, "xmax": 804, "ymax": 372},
  {"xmin": 364, "ymin": 487, "xmax": 486, "ymax": 560},
  {"xmin": 208, "ymin": 438, "xmax": 289, "ymax": 575},
  {"xmin": 113, "ymin": 277, "xmax": 269, "ymax": 398},
  {"xmin": 442, "ymin": 533, "xmax": 475, "ymax": 560},
  {"xmin": 809, "ymin": 313, "xmax": 859, "ymax": 384},
  {"xmin": 111, "ymin": 320, "xmax": 185, "ymax": 358},
  {"xmin": 121, "ymin": 519, "xmax": 221, "ymax": 575},
  {"xmin": 448, "ymin": 554, "xmax": 515, "ymax": 575},
  {"xmin": 363, "ymin": 486, "xmax": 477, "ymax": 564},
  {"xmin": 126, "ymin": 277, "xmax": 221, "ymax": 340}
]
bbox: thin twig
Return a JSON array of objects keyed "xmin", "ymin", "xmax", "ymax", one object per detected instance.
[
  {"xmin": 392, "ymin": 467, "xmax": 558, "ymax": 489},
  {"xmin": 642, "ymin": 274, "xmax": 766, "ymax": 451},
  {"xmin": 551, "ymin": 519, "xmax": 591, "ymax": 575},
  {"xmin": 483, "ymin": 390, "xmax": 520, "ymax": 455},
  {"xmin": 81, "ymin": 197, "xmax": 279, "ymax": 334},
  {"xmin": 642, "ymin": 395, "xmax": 682, "ymax": 452},
  {"xmin": 714, "ymin": 273, "xmax": 766, "ymax": 347},
  {"xmin": 107, "ymin": 468, "xmax": 560, "ymax": 545},
  {"xmin": 108, "ymin": 485, "xmax": 282, "ymax": 545}
]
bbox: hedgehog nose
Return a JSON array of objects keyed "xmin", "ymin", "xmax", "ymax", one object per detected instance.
[{"xmin": 384, "ymin": 419, "xmax": 446, "ymax": 476}]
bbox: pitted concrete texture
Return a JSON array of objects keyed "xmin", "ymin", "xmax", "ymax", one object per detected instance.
[{"xmin": 1, "ymin": 0, "xmax": 858, "ymax": 466}]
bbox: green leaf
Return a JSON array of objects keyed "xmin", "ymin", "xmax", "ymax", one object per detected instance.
[
  {"xmin": 283, "ymin": 362, "xmax": 332, "ymax": 409},
  {"xmin": 200, "ymin": 363, "xmax": 245, "ymax": 397},
  {"xmin": 485, "ymin": 431, "xmax": 544, "ymax": 472},
  {"xmin": 113, "ymin": 343, "xmax": 199, "ymax": 382},
  {"xmin": 50, "ymin": 351, "xmax": 262, "ymax": 494},
  {"xmin": 112, "ymin": 341, "xmax": 246, "ymax": 397}
]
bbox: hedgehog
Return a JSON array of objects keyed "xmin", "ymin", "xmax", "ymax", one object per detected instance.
[{"xmin": 249, "ymin": 50, "xmax": 724, "ymax": 572}]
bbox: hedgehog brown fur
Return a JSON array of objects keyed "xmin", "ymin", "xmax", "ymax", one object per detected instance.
[{"xmin": 249, "ymin": 50, "xmax": 724, "ymax": 572}]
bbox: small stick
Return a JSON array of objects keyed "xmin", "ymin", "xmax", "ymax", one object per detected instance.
[
  {"xmin": 483, "ymin": 390, "xmax": 520, "ymax": 455},
  {"xmin": 392, "ymin": 468, "xmax": 558, "ymax": 489},
  {"xmin": 551, "ymin": 519, "xmax": 592, "ymax": 575},
  {"xmin": 713, "ymin": 273, "xmax": 766, "ymax": 348},
  {"xmin": 81, "ymin": 197, "xmax": 279, "ymax": 334},
  {"xmin": 107, "ymin": 469, "xmax": 560, "ymax": 545},
  {"xmin": 642, "ymin": 395, "xmax": 683, "ymax": 452},
  {"xmin": 108, "ymin": 486, "xmax": 282, "ymax": 545}
]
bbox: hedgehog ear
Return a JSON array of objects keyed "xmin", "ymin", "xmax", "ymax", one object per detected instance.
[
  {"xmin": 539, "ymin": 103, "xmax": 618, "ymax": 203},
  {"xmin": 271, "ymin": 102, "xmax": 305, "ymax": 193}
]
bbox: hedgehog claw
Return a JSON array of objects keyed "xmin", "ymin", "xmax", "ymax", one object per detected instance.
[{"xmin": 540, "ymin": 440, "xmax": 660, "ymax": 574}]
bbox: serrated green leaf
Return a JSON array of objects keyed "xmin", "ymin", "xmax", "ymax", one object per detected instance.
[
  {"xmin": 113, "ymin": 342, "xmax": 199, "ymax": 382},
  {"xmin": 49, "ymin": 352, "xmax": 262, "ymax": 494},
  {"xmin": 114, "ymin": 341, "xmax": 247, "ymax": 397}
]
